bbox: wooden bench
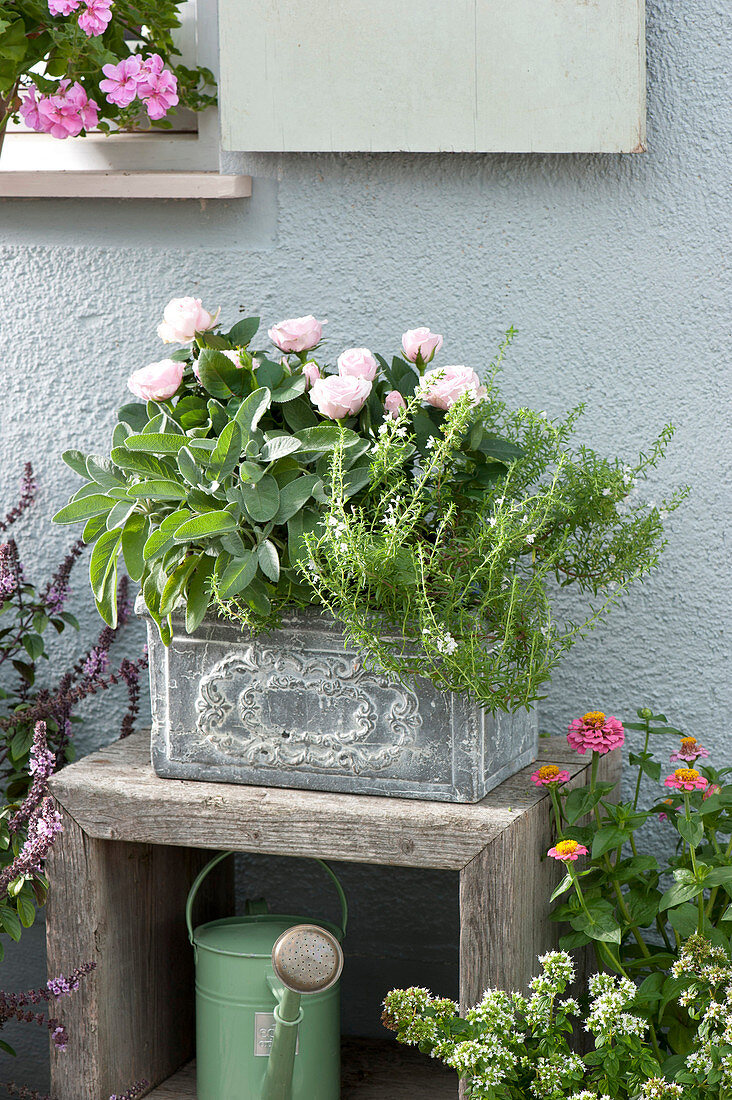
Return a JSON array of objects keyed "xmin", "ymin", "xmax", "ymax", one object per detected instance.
[{"xmin": 46, "ymin": 731, "xmax": 617, "ymax": 1098}]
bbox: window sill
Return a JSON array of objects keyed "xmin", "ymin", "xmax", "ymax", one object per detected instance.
[{"xmin": 0, "ymin": 170, "xmax": 251, "ymax": 199}]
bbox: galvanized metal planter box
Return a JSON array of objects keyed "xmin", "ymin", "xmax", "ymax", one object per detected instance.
[{"xmin": 139, "ymin": 599, "xmax": 537, "ymax": 804}]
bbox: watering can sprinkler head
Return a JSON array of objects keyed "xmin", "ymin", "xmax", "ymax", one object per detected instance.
[
  {"xmin": 262, "ymin": 925, "xmax": 344, "ymax": 1100},
  {"xmin": 271, "ymin": 924, "xmax": 344, "ymax": 994}
]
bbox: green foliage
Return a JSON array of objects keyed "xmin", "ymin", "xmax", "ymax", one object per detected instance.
[
  {"xmin": 55, "ymin": 320, "xmax": 685, "ymax": 712},
  {"xmin": 384, "ymin": 952, "xmax": 667, "ymax": 1099},
  {"xmin": 302, "ymin": 382, "xmax": 686, "ymax": 712},
  {"xmin": 547, "ymin": 709, "xmax": 732, "ymax": 1060}
]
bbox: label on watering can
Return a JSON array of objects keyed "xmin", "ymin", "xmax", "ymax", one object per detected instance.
[{"xmin": 254, "ymin": 1013, "xmax": 300, "ymax": 1057}]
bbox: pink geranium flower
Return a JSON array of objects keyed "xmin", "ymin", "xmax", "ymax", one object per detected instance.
[
  {"xmin": 664, "ymin": 768, "xmax": 709, "ymax": 793},
  {"xmin": 137, "ymin": 55, "xmax": 179, "ymax": 120},
  {"xmin": 531, "ymin": 765, "xmax": 571, "ymax": 788},
  {"xmin": 37, "ymin": 81, "xmax": 98, "ymax": 139},
  {"xmin": 548, "ymin": 840, "xmax": 588, "ymax": 863},
  {"xmin": 670, "ymin": 737, "xmax": 709, "ymax": 764},
  {"xmin": 78, "ymin": 0, "xmax": 113, "ymax": 37},
  {"xmin": 48, "ymin": 0, "xmax": 81, "ymax": 14},
  {"xmin": 19, "ymin": 86, "xmax": 45, "ymax": 132},
  {"xmin": 567, "ymin": 711, "xmax": 625, "ymax": 756},
  {"xmin": 100, "ymin": 55, "xmax": 144, "ymax": 108}
]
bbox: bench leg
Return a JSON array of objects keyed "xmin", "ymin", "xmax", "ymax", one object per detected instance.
[{"xmin": 46, "ymin": 803, "xmax": 232, "ymax": 1099}]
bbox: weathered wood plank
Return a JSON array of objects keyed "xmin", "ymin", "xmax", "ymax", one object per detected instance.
[
  {"xmin": 46, "ymin": 807, "xmax": 233, "ymax": 1100},
  {"xmin": 220, "ymin": 0, "xmax": 646, "ymax": 153},
  {"xmin": 49, "ymin": 734, "xmax": 598, "ymax": 871},
  {"xmin": 458, "ymin": 748, "xmax": 621, "ymax": 1009},
  {"xmin": 147, "ymin": 1040, "xmax": 456, "ymax": 1098}
]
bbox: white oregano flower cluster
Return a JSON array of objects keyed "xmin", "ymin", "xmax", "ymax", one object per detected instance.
[{"xmin": 585, "ymin": 972, "xmax": 647, "ymax": 1042}]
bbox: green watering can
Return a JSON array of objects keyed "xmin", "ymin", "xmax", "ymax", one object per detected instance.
[{"xmin": 186, "ymin": 852, "xmax": 347, "ymax": 1100}]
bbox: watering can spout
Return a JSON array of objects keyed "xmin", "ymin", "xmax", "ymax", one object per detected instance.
[{"xmin": 261, "ymin": 925, "xmax": 344, "ymax": 1100}]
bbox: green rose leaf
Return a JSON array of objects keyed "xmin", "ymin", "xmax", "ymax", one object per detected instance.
[
  {"xmin": 255, "ymin": 358, "xmax": 286, "ymax": 391},
  {"xmin": 227, "ymin": 317, "xmax": 260, "ymax": 346},
  {"xmin": 272, "ymin": 375, "xmax": 307, "ymax": 404},
  {"xmin": 196, "ymin": 349, "xmax": 245, "ymax": 398}
]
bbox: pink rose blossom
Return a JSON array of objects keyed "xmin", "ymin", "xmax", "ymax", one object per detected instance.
[
  {"xmin": 302, "ymin": 362, "xmax": 322, "ymax": 389},
  {"xmin": 138, "ymin": 58, "xmax": 179, "ymax": 121},
  {"xmin": 548, "ymin": 840, "xmax": 588, "ymax": 863},
  {"xmin": 402, "ymin": 327, "xmax": 443, "ymax": 364},
  {"xmin": 100, "ymin": 55, "xmax": 143, "ymax": 108},
  {"xmin": 384, "ymin": 390, "xmax": 407, "ymax": 419},
  {"xmin": 337, "ymin": 347, "xmax": 378, "ymax": 382},
  {"xmin": 268, "ymin": 316, "xmax": 326, "ymax": 353},
  {"xmin": 670, "ymin": 737, "xmax": 710, "ymax": 764},
  {"xmin": 309, "ymin": 375, "xmax": 372, "ymax": 420},
  {"xmin": 664, "ymin": 768, "xmax": 709, "ymax": 793},
  {"xmin": 419, "ymin": 365, "xmax": 487, "ymax": 411},
  {"xmin": 78, "ymin": 0, "xmax": 113, "ymax": 37},
  {"xmin": 567, "ymin": 711, "xmax": 625, "ymax": 756},
  {"xmin": 48, "ymin": 0, "xmax": 81, "ymax": 15},
  {"xmin": 127, "ymin": 359, "xmax": 184, "ymax": 401},
  {"xmin": 158, "ymin": 297, "xmax": 218, "ymax": 344},
  {"xmin": 531, "ymin": 765, "xmax": 571, "ymax": 788},
  {"xmin": 37, "ymin": 81, "xmax": 98, "ymax": 138}
]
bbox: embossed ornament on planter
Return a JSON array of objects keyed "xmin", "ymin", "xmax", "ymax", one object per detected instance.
[{"xmin": 142, "ymin": 601, "xmax": 537, "ymax": 803}]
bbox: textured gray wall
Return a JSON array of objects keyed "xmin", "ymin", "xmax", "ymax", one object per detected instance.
[{"xmin": 0, "ymin": 0, "xmax": 730, "ymax": 1088}]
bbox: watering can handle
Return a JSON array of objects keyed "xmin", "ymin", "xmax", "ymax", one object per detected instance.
[{"xmin": 185, "ymin": 851, "xmax": 348, "ymax": 944}]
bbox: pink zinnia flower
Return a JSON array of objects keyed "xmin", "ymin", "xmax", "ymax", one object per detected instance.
[
  {"xmin": 703, "ymin": 783, "xmax": 721, "ymax": 801},
  {"xmin": 48, "ymin": 0, "xmax": 81, "ymax": 14},
  {"xmin": 670, "ymin": 737, "xmax": 710, "ymax": 764},
  {"xmin": 664, "ymin": 768, "xmax": 709, "ymax": 793},
  {"xmin": 531, "ymin": 764, "xmax": 571, "ymax": 788},
  {"xmin": 567, "ymin": 711, "xmax": 625, "ymax": 756},
  {"xmin": 100, "ymin": 55, "xmax": 143, "ymax": 107},
  {"xmin": 548, "ymin": 840, "xmax": 588, "ymax": 863},
  {"xmin": 137, "ymin": 55, "xmax": 179, "ymax": 120},
  {"xmin": 658, "ymin": 797, "xmax": 679, "ymax": 823},
  {"xmin": 78, "ymin": 0, "xmax": 113, "ymax": 37}
]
